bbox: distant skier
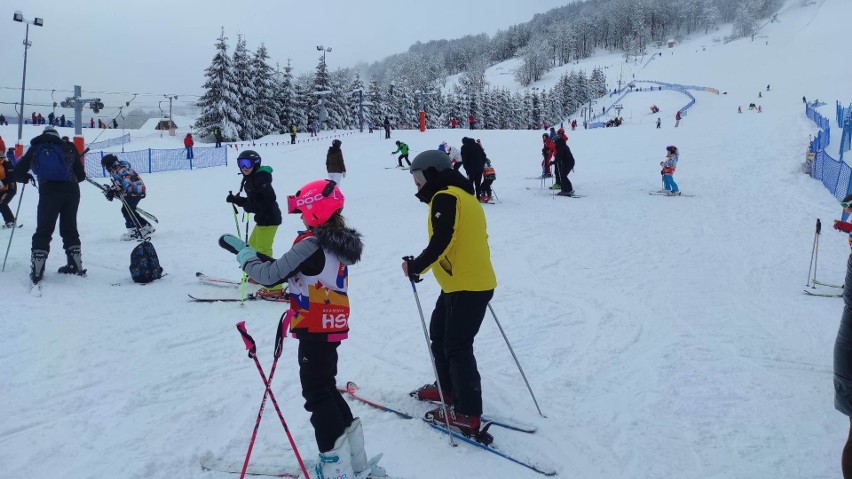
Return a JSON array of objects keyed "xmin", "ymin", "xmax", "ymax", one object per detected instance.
[
  {"xmin": 541, "ymin": 133, "xmax": 554, "ymax": 177},
  {"xmin": 675, "ymin": 110, "xmax": 682, "ymax": 127},
  {"xmin": 659, "ymin": 145, "xmax": 681, "ymax": 196},
  {"xmin": 289, "ymin": 122, "xmax": 297, "ymax": 144},
  {"xmin": 213, "ymin": 126, "xmax": 222, "ymax": 148},
  {"xmin": 553, "ymin": 130, "xmax": 576, "ymax": 196},
  {"xmin": 184, "ymin": 133, "xmax": 194, "ymax": 159},
  {"xmin": 326, "ymin": 139, "xmax": 346, "ymax": 185},
  {"xmin": 101, "ymin": 154, "xmax": 154, "ymax": 240},
  {"xmin": 391, "ymin": 140, "xmax": 410, "ymax": 167},
  {"xmin": 656, "ymin": 117, "xmax": 661, "ymax": 128},
  {"xmin": 383, "ymin": 116, "xmax": 391, "ymax": 139}
]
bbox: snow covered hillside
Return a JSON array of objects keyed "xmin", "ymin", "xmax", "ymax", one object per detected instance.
[{"xmin": 2, "ymin": 0, "xmax": 852, "ymax": 477}]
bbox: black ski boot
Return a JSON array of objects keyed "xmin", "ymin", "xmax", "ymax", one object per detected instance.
[
  {"xmin": 57, "ymin": 246, "xmax": 86, "ymax": 276},
  {"xmin": 30, "ymin": 249, "xmax": 48, "ymax": 284}
]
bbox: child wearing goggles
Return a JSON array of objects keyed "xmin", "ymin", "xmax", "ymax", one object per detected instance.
[{"xmin": 225, "ymin": 150, "xmax": 284, "ymax": 300}]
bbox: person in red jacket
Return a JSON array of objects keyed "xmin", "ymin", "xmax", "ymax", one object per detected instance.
[
  {"xmin": 450, "ymin": 117, "xmax": 457, "ymax": 129},
  {"xmin": 541, "ymin": 133, "xmax": 554, "ymax": 177},
  {"xmin": 0, "ymin": 135, "xmax": 5, "ymax": 155},
  {"xmin": 468, "ymin": 115, "xmax": 476, "ymax": 130},
  {"xmin": 184, "ymin": 133, "xmax": 194, "ymax": 160}
]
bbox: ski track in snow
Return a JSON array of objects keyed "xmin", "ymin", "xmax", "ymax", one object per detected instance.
[{"xmin": 2, "ymin": 1, "xmax": 852, "ymax": 477}]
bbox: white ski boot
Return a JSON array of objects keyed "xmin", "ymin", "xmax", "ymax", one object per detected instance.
[
  {"xmin": 346, "ymin": 417, "xmax": 386, "ymax": 478},
  {"xmin": 315, "ymin": 431, "xmax": 354, "ymax": 479}
]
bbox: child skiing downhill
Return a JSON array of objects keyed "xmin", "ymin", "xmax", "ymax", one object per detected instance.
[
  {"xmin": 225, "ymin": 150, "xmax": 285, "ymax": 300},
  {"xmin": 404, "ymin": 150, "xmax": 497, "ymax": 445},
  {"xmin": 220, "ymin": 179, "xmax": 383, "ymax": 479},
  {"xmin": 391, "ymin": 140, "xmax": 410, "ymax": 167},
  {"xmin": 660, "ymin": 145, "xmax": 681, "ymax": 196},
  {"xmin": 101, "ymin": 154, "xmax": 153, "ymax": 240}
]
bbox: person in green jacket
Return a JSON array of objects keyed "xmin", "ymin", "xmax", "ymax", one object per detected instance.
[{"xmin": 391, "ymin": 140, "xmax": 411, "ymax": 167}]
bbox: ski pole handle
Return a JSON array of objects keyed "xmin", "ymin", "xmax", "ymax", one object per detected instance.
[
  {"xmin": 817, "ymin": 218, "xmax": 821, "ymax": 235},
  {"xmin": 236, "ymin": 321, "xmax": 257, "ymax": 358},
  {"xmin": 402, "ymin": 255, "xmax": 422, "ymax": 285}
]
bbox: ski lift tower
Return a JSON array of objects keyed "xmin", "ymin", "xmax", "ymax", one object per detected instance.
[{"xmin": 60, "ymin": 85, "xmax": 102, "ymax": 154}]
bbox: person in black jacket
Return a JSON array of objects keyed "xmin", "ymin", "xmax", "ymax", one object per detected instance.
[
  {"xmin": 383, "ymin": 117, "xmax": 391, "ymax": 139},
  {"xmin": 225, "ymin": 150, "xmax": 284, "ymax": 300},
  {"xmin": 14, "ymin": 125, "xmax": 86, "ymax": 283},
  {"xmin": 553, "ymin": 132, "xmax": 576, "ymax": 197},
  {"xmin": 459, "ymin": 137, "xmax": 487, "ymax": 200},
  {"xmin": 0, "ymin": 150, "xmax": 17, "ymax": 227}
]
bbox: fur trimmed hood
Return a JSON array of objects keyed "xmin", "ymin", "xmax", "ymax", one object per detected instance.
[{"xmin": 313, "ymin": 226, "xmax": 363, "ymax": 265}]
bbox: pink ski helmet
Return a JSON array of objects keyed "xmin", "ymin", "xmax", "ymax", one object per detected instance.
[{"xmin": 287, "ymin": 179, "xmax": 344, "ymax": 227}]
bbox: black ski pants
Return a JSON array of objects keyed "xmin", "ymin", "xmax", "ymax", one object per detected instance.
[
  {"xmin": 467, "ymin": 170, "xmax": 484, "ymax": 197},
  {"xmin": 298, "ymin": 340, "xmax": 353, "ymax": 452},
  {"xmin": 120, "ymin": 196, "xmax": 149, "ymax": 229},
  {"xmin": 32, "ymin": 181, "xmax": 80, "ymax": 252},
  {"xmin": 0, "ymin": 183, "xmax": 17, "ymax": 223},
  {"xmin": 481, "ymin": 179, "xmax": 494, "ymax": 197},
  {"xmin": 558, "ymin": 162, "xmax": 573, "ymax": 193},
  {"xmin": 397, "ymin": 154, "xmax": 410, "ymax": 167},
  {"xmin": 429, "ymin": 289, "xmax": 493, "ymax": 416}
]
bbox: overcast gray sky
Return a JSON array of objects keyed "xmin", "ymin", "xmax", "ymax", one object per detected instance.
[{"xmin": 1, "ymin": 0, "xmax": 567, "ymax": 118}]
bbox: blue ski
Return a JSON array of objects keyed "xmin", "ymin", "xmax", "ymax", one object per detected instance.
[{"xmin": 338, "ymin": 381, "xmax": 555, "ymax": 476}]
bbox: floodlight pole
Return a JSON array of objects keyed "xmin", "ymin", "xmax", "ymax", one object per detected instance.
[{"xmin": 13, "ymin": 11, "xmax": 43, "ymax": 158}]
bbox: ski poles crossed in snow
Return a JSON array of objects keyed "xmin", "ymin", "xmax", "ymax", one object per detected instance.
[{"xmin": 236, "ymin": 316, "xmax": 310, "ymax": 479}]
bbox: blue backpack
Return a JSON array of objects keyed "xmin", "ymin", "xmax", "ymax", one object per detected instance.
[
  {"xmin": 130, "ymin": 240, "xmax": 164, "ymax": 283},
  {"xmin": 31, "ymin": 143, "xmax": 73, "ymax": 181}
]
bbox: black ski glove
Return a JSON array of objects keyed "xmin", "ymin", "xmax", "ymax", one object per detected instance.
[
  {"xmin": 105, "ymin": 189, "xmax": 116, "ymax": 201},
  {"xmin": 226, "ymin": 193, "xmax": 246, "ymax": 206},
  {"xmin": 402, "ymin": 256, "xmax": 422, "ymax": 283}
]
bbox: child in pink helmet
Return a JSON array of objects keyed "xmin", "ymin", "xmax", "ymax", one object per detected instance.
[{"xmin": 220, "ymin": 179, "xmax": 381, "ymax": 479}]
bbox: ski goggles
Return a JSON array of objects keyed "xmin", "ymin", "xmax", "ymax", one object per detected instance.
[
  {"xmin": 842, "ymin": 200, "xmax": 852, "ymax": 209},
  {"xmin": 237, "ymin": 158, "xmax": 254, "ymax": 169}
]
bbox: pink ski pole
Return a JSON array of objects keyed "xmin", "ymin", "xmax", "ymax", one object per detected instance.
[{"xmin": 236, "ymin": 315, "xmax": 310, "ymax": 479}]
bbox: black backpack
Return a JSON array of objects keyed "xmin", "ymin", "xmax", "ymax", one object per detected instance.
[
  {"xmin": 130, "ymin": 240, "xmax": 164, "ymax": 283},
  {"xmin": 32, "ymin": 143, "xmax": 73, "ymax": 181}
]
